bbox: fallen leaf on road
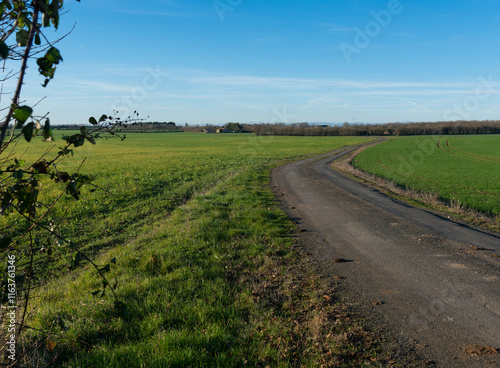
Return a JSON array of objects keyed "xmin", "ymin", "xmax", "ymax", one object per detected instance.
[
  {"xmin": 463, "ymin": 344, "xmax": 499, "ymax": 356},
  {"xmin": 470, "ymin": 246, "xmax": 491, "ymax": 251}
]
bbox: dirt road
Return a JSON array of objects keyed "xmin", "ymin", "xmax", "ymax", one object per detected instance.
[{"xmin": 271, "ymin": 144, "xmax": 500, "ymax": 367}]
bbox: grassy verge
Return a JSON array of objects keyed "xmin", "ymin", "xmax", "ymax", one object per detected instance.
[{"xmin": 0, "ymin": 133, "xmax": 411, "ymax": 366}]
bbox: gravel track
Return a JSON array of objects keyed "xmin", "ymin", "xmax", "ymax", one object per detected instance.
[{"xmin": 271, "ymin": 144, "xmax": 500, "ymax": 367}]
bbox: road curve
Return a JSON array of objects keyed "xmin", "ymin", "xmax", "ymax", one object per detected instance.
[{"xmin": 271, "ymin": 144, "xmax": 500, "ymax": 368}]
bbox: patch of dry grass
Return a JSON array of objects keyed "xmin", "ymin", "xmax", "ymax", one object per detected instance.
[{"xmin": 241, "ymin": 240, "xmax": 418, "ymax": 367}]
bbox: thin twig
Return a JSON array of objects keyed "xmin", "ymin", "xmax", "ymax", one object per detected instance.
[{"xmin": 0, "ymin": 3, "xmax": 40, "ymax": 146}]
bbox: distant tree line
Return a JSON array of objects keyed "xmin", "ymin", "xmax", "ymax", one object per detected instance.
[
  {"xmin": 183, "ymin": 122, "xmax": 249, "ymax": 133},
  {"xmin": 53, "ymin": 122, "xmax": 183, "ymax": 133},
  {"xmin": 245, "ymin": 121, "xmax": 500, "ymax": 136},
  {"xmin": 51, "ymin": 120, "xmax": 500, "ymax": 136},
  {"xmin": 117, "ymin": 122, "xmax": 182, "ymax": 133}
]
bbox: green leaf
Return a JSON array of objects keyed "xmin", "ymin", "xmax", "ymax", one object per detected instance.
[
  {"xmin": 0, "ymin": 40, "xmax": 9, "ymax": 59},
  {"xmin": 14, "ymin": 169, "xmax": 23, "ymax": 179},
  {"xmin": 22, "ymin": 122, "xmax": 35, "ymax": 142},
  {"xmin": 16, "ymin": 29, "xmax": 29, "ymax": 47},
  {"xmin": 0, "ymin": 237, "xmax": 12, "ymax": 250},
  {"xmin": 37, "ymin": 47, "xmax": 63, "ymax": 87},
  {"xmin": 66, "ymin": 182, "xmax": 80, "ymax": 200},
  {"xmin": 34, "ymin": 33, "xmax": 41, "ymax": 46},
  {"xmin": 72, "ymin": 251, "xmax": 83, "ymax": 268},
  {"xmin": 99, "ymin": 114, "xmax": 108, "ymax": 122},
  {"xmin": 86, "ymin": 135, "xmax": 96, "ymax": 145},
  {"xmin": 13, "ymin": 105, "xmax": 33, "ymax": 125},
  {"xmin": 43, "ymin": 119, "xmax": 54, "ymax": 141},
  {"xmin": 51, "ymin": 12, "xmax": 60, "ymax": 29},
  {"xmin": 89, "ymin": 116, "xmax": 98, "ymax": 125},
  {"xmin": 110, "ymin": 257, "xmax": 117, "ymax": 264},
  {"xmin": 43, "ymin": 12, "xmax": 50, "ymax": 27},
  {"xmin": 56, "ymin": 172, "xmax": 70, "ymax": 183},
  {"xmin": 73, "ymin": 136, "xmax": 85, "ymax": 147},
  {"xmin": 73, "ymin": 174, "xmax": 93, "ymax": 186},
  {"xmin": 46, "ymin": 47, "xmax": 63, "ymax": 64},
  {"xmin": 18, "ymin": 13, "xmax": 31, "ymax": 29}
]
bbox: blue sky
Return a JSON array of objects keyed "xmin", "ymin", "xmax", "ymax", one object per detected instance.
[{"xmin": 20, "ymin": 0, "xmax": 500, "ymax": 125}]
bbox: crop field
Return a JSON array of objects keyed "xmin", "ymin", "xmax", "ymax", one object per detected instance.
[
  {"xmin": 2, "ymin": 133, "xmax": 385, "ymax": 367},
  {"xmin": 352, "ymin": 135, "xmax": 500, "ymax": 217}
]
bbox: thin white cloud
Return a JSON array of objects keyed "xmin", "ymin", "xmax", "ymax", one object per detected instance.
[
  {"xmin": 179, "ymin": 73, "xmax": 499, "ymax": 93},
  {"xmin": 318, "ymin": 23, "xmax": 356, "ymax": 34},
  {"xmin": 57, "ymin": 78, "xmax": 134, "ymax": 93},
  {"xmin": 40, "ymin": 95, "xmax": 124, "ymax": 101},
  {"xmin": 187, "ymin": 75, "xmax": 324, "ymax": 89}
]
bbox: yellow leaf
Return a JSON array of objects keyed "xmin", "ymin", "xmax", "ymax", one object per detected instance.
[{"xmin": 47, "ymin": 339, "xmax": 56, "ymax": 352}]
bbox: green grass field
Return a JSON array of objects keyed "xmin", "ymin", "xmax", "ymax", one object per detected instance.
[
  {"xmin": 352, "ymin": 135, "xmax": 500, "ymax": 217},
  {"xmin": 3, "ymin": 133, "xmax": 397, "ymax": 367}
]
